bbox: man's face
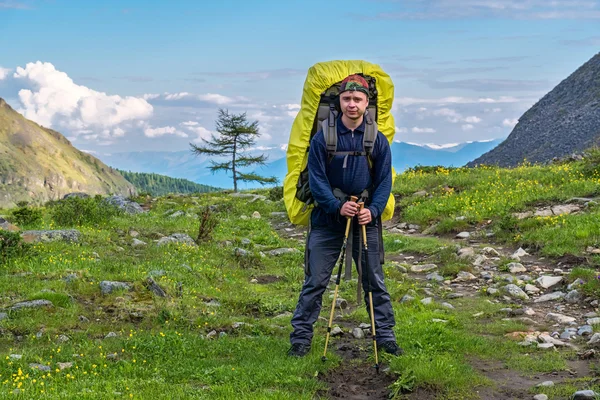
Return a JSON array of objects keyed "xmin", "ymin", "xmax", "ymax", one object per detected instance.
[{"xmin": 339, "ymin": 90, "xmax": 368, "ymax": 121}]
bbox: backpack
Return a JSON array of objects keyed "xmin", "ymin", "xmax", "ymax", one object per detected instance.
[{"xmin": 283, "ymin": 60, "xmax": 397, "ymax": 227}]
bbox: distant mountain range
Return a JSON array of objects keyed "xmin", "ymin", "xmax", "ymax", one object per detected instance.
[{"xmin": 94, "ymin": 138, "xmax": 505, "ymax": 190}]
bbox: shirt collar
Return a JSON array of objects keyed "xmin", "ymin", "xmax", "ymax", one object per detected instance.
[{"xmin": 338, "ymin": 114, "xmax": 366, "ymax": 134}]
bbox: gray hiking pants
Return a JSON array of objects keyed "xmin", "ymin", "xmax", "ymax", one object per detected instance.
[{"xmin": 289, "ymin": 222, "xmax": 396, "ymax": 346}]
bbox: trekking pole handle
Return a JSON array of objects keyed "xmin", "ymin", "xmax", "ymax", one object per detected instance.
[
  {"xmin": 344, "ymin": 196, "xmax": 358, "ymax": 237},
  {"xmin": 358, "ymin": 202, "xmax": 367, "ymax": 247}
]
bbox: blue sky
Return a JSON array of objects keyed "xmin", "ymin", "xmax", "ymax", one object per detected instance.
[{"xmin": 1, "ymin": 0, "xmax": 599, "ymax": 158}]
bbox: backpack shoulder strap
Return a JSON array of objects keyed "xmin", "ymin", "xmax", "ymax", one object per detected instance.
[
  {"xmin": 363, "ymin": 109, "xmax": 378, "ymax": 170},
  {"xmin": 322, "ymin": 104, "xmax": 338, "ymax": 163}
]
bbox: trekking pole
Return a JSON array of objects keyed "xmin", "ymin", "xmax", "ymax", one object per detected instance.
[
  {"xmin": 358, "ymin": 202, "xmax": 379, "ymax": 373},
  {"xmin": 322, "ymin": 195, "xmax": 358, "ymax": 362}
]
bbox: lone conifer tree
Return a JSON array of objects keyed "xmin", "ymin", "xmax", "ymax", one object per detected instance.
[{"xmin": 190, "ymin": 109, "xmax": 278, "ymax": 192}]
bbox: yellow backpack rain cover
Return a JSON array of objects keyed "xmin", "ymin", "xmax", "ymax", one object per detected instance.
[{"xmin": 283, "ymin": 60, "xmax": 396, "ymax": 226}]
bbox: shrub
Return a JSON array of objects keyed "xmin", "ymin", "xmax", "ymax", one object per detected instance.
[
  {"xmin": 0, "ymin": 230, "xmax": 30, "ymax": 265},
  {"xmin": 10, "ymin": 204, "xmax": 43, "ymax": 227},
  {"xmin": 48, "ymin": 195, "xmax": 123, "ymax": 227},
  {"xmin": 582, "ymin": 146, "xmax": 600, "ymax": 177},
  {"xmin": 268, "ymin": 186, "xmax": 283, "ymax": 201}
]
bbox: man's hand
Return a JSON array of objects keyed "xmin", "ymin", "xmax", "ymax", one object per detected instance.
[
  {"xmin": 357, "ymin": 208, "xmax": 372, "ymax": 225},
  {"xmin": 340, "ymin": 201, "xmax": 359, "ymax": 218}
]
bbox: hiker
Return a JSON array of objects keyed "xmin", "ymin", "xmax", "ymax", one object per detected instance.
[{"xmin": 288, "ymin": 74, "xmax": 401, "ymax": 357}]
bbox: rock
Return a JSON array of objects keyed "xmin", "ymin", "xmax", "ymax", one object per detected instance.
[
  {"xmin": 546, "ymin": 313, "xmax": 576, "ymax": 324},
  {"xmin": 169, "ymin": 211, "xmax": 185, "ymax": 218},
  {"xmin": 487, "ymin": 288, "xmax": 499, "ymax": 295},
  {"xmin": 335, "ymin": 298, "xmax": 348, "ymax": 309},
  {"xmin": 421, "ymin": 297, "xmax": 433, "ymax": 305},
  {"xmin": 105, "ymin": 332, "xmax": 118, "ymax": 339},
  {"xmin": 588, "ymin": 333, "xmax": 600, "ymax": 344},
  {"xmin": 441, "ymin": 302, "xmax": 455, "ymax": 309},
  {"xmin": 9, "ymin": 300, "xmax": 53, "ymax": 310},
  {"xmin": 234, "ymin": 248, "xmax": 249, "ymax": 257},
  {"xmin": 129, "ymin": 230, "xmax": 139, "ymax": 238},
  {"xmin": 252, "ymin": 211, "xmax": 261, "ymax": 219},
  {"xmin": 0, "ymin": 312, "xmax": 7, "ymax": 321},
  {"xmin": 206, "ymin": 330, "xmax": 218, "ymax": 339},
  {"xmin": 267, "ymin": 248, "xmax": 299, "ymax": 256},
  {"xmin": 270, "ymin": 212, "xmax": 287, "ymax": 218},
  {"xmin": 273, "ymin": 312, "xmax": 292, "ymax": 319},
  {"xmin": 534, "ymin": 292, "xmax": 565, "ymax": 303},
  {"xmin": 454, "ymin": 271, "xmax": 477, "ymax": 282},
  {"xmin": 586, "ymin": 246, "xmax": 600, "ymax": 254},
  {"xmin": 352, "ymin": 328, "xmax": 365, "ymax": 339},
  {"xmin": 473, "ymin": 255, "xmax": 488, "ymax": 266},
  {"xmin": 587, "ymin": 317, "xmax": 600, "ymax": 325},
  {"xmin": 103, "ymin": 195, "xmax": 144, "ymax": 214},
  {"xmin": 457, "ymin": 247, "xmax": 475, "ymax": 258},
  {"xmin": 537, "ymin": 343, "xmax": 555, "ymax": 349},
  {"xmin": 132, "ymin": 238, "xmax": 147, "ymax": 247},
  {"xmin": 533, "ymin": 394, "xmax": 548, "ymax": 400},
  {"xmin": 525, "ymin": 284, "xmax": 540, "ymax": 293},
  {"xmin": 413, "ymin": 190, "xmax": 427, "ymax": 197},
  {"xmin": 63, "ymin": 192, "xmax": 90, "ymax": 199},
  {"xmin": 57, "ymin": 362, "xmax": 73, "ymax": 370},
  {"xmin": 145, "ymin": 277, "xmax": 167, "ymax": 297},
  {"xmin": 241, "ymin": 238, "xmax": 251, "ymax": 245},
  {"xmin": 512, "ymin": 248, "xmax": 529, "ymax": 258},
  {"xmin": 400, "ymin": 295, "xmax": 415, "ymax": 303},
  {"xmin": 157, "ymin": 233, "xmax": 197, "ymax": 247},
  {"xmin": 539, "ymin": 334, "xmax": 568, "ymax": 346},
  {"xmin": 572, "ymin": 390, "xmax": 597, "ymax": 399},
  {"xmin": 536, "ymin": 381, "xmax": 554, "ymax": 387},
  {"xmin": 578, "ymin": 326, "xmax": 593, "ymax": 336},
  {"xmin": 21, "ymin": 229, "xmax": 81, "ymax": 243},
  {"xmin": 57, "ymin": 334, "xmax": 70, "ymax": 343},
  {"xmin": 508, "ymin": 262, "xmax": 526, "ymax": 274},
  {"xmin": 568, "ymin": 278, "xmax": 586, "ymax": 290},
  {"xmin": 331, "ymin": 327, "xmax": 343, "ymax": 336},
  {"xmin": 447, "ymin": 293, "xmax": 465, "ymax": 299},
  {"xmin": 411, "ymin": 264, "xmax": 438, "ymax": 273},
  {"xmin": 504, "ymin": 284, "xmax": 529, "ymax": 300},
  {"xmin": 9, "ymin": 354, "xmax": 22, "ymax": 360},
  {"xmin": 250, "ymin": 278, "xmax": 258, "ymax": 283},
  {"xmin": 551, "ymin": 204, "xmax": 580, "ymax": 215},
  {"xmin": 426, "ymin": 272, "xmax": 445, "ymax": 282},
  {"xmin": 482, "ymin": 247, "xmax": 500, "ymax": 256},
  {"xmin": 29, "ymin": 363, "xmax": 51, "ymax": 371},
  {"xmin": 432, "ymin": 319, "xmax": 448, "ymax": 323},
  {"xmin": 536, "ymin": 276, "xmax": 563, "ymax": 289},
  {"xmin": 395, "ymin": 265, "xmax": 408, "ymax": 273},
  {"xmin": 100, "ymin": 281, "xmax": 132, "ymax": 295},
  {"xmin": 565, "ymin": 290, "xmax": 582, "ymax": 304},
  {"xmin": 456, "ymin": 232, "xmax": 470, "ymax": 239},
  {"xmin": 480, "ymin": 271, "xmax": 494, "ymax": 280}
]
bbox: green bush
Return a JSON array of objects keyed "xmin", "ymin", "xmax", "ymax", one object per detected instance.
[
  {"xmin": 48, "ymin": 195, "xmax": 123, "ymax": 227},
  {"xmin": 10, "ymin": 204, "xmax": 43, "ymax": 226},
  {"xmin": 582, "ymin": 146, "xmax": 600, "ymax": 177},
  {"xmin": 267, "ymin": 186, "xmax": 283, "ymax": 201},
  {"xmin": 0, "ymin": 230, "xmax": 30, "ymax": 265}
]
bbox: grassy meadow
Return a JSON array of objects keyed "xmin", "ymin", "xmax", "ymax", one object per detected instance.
[{"xmin": 0, "ymin": 154, "xmax": 600, "ymax": 399}]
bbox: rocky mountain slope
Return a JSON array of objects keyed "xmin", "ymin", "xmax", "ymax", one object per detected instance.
[
  {"xmin": 0, "ymin": 98, "xmax": 135, "ymax": 208},
  {"xmin": 468, "ymin": 52, "xmax": 600, "ymax": 167}
]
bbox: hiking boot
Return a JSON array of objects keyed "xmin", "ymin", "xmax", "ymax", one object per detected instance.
[
  {"xmin": 380, "ymin": 341, "xmax": 403, "ymax": 356},
  {"xmin": 287, "ymin": 343, "xmax": 311, "ymax": 357}
]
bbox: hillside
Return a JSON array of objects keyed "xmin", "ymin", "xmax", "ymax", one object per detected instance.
[
  {"xmin": 0, "ymin": 98, "xmax": 135, "ymax": 208},
  {"xmin": 117, "ymin": 170, "xmax": 223, "ymax": 196},
  {"xmin": 468, "ymin": 51, "xmax": 600, "ymax": 167}
]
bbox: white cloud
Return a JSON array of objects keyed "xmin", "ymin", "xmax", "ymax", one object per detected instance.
[
  {"xmin": 197, "ymin": 93, "xmax": 235, "ymax": 105},
  {"xmin": 461, "ymin": 124, "xmax": 474, "ymax": 131},
  {"xmin": 0, "ymin": 67, "xmax": 10, "ymax": 80},
  {"xmin": 143, "ymin": 93, "xmax": 160, "ymax": 100},
  {"xmin": 503, "ymin": 118, "xmax": 519, "ymax": 127},
  {"xmin": 412, "ymin": 127, "xmax": 437, "ymax": 133},
  {"xmin": 396, "ymin": 96, "xmax": 522, "ymax": 106},
  {"xmin": 12, "ymin": 61, "xmax": 153, "ymax": 135},
  {"xmin": 433, "ymin": 108, "xmax": 462, "ymax": 123},
  {"xmin": 181, "ymin": 121, "xmax": 199, "ymax": 126},
  {"xmin": 464, "ymin": 116, "xmax": 482, "ymax": 123},
  {"xmin": 113, "ymin": 127, "xmax": 125, "ymax": 137},
  {"xmin": 164, "ymin": 92, "xmax": 190, "ymax": 101},
  {"xmin": 144, "ymin": 125, "xmax": 188, "ymax": 138},
  {"xmin": 395, "ymin": 126, "xmax": 408, "ymax": 133},
  {"xmin": 189, "ymin": 126, "xmax": 214, "ymax": 143}
]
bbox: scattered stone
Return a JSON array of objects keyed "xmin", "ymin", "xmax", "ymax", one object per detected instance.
[
  {"xmin": 352, "ymin": 328, "xmax": 365, "ymax": 339},
  {"xmin": 473, "ymin": 255, "xmax": 488, "ymax": 266},
  {"xmin": 508, "ymin": 262, "xmax": 526, "ymax": 274},
  {"xmin": 9, "ymin": 354, "xmax": 22, "ymax": 360},
  {"xmin": 534, "ymin": 292, "xmax": 565, "ymax": 303},
  {"xmin": 234, "ymin": 248, "xmax": 249, "ymax": 257},
  {"xmin": 432, "ymin": 319, "xmax": 448, "ymax": 323},
  {"xmin": 572, "ymin": 390, "xmax": 597, "ymax": 399},
  {"xmin": 413, "ymin": 190, "xmax": 427, "ymax": 197},
  {"xmin": 480, "ymin": 271, "xmax": 494, "ymax": 280},
  {"xmin": 587, "ymin": 317, "xmax": 600, "ymax": 325},
  {"xmin": 57, "ymin": 362, "xmax": 73, "ymax": 370},
  {"xmin": 537, "ymin": 343, "xmax": 555, "ymax": 349},
  {"xmin": 457, "ymin": 247, "xmax": 475, "ymax": 259},
  {"xmin": 331, "ymin": 327, "xmax": 343, "ymax": 336},
  {"xmin": 336, "ymin": 298, "xmax": 348, "ymax": 309},
  {"xmin": 145, "ymin": 277, "xmax": 167, "ymax": 297},
  {"xmin": 268, "ymin": 248, "xmax": 299, "ymax": 256},
  {"xmin": 103, "ymin": 195, "xmax": 144, "ymax": 214},
  {"xmin": 441, "ymin": 302, "xmax": 455, "ymax": 309},
  {"xmin": 132, "ymin": 238, "xmax": 147, "ymax": 247},
  {"xmin": 421, "ymin": 297, "xmax": 433, "ymax": 305},
  {"xmin": 411, "ymin": 264, "xmax": 438, "ymax": 273},
  {"xmin": 105, "ymin": 332, "xmax": 118, "ymax": 339},
  {"xmin": 525, "ymin": 284, "xmax": 540, "ymax": 294},
  {"xmin": 578, "ymin": 326, "xmax": 593, "ymax": 336},
  {"xmin": 504, "ymin": 284, "xmax": 529, "ymax": 300},
  {"xmin": 588, "ymin": 333, "xmax": 600, "ymax": 344},
  {"xmin": 447, "ymin": 293, "xmax": 465, "ymax": 299},
  {"xmin": 29, "ymin": 363, "xmax": 51, "ymax": 371},
  {"xmin": 100, "ymin": 281, "xmax": 132, "ymax": 295},
  {"xmin": 536, "ymin": 381, "xmax": 554, "ymax": 388},
  {"xmin": 9, "ymin": 300, "xmax": 54, "ymax": 310},
  {"xmin": 546, "ymin": 313, "xmax": 576, "ymax": 324},
  {"xmin": 219, "ymin": 332, "xmax": 227, "ymax": 338},
  {"xmin": 533, "ymin": 394, "xmax": 548, "ymax": 400},
  {"xmin": 169, "ymin": 211, "xmax": 185, "ymax": 218},
  {"xmin": 456, "ymin": 232, "xmax": 470, "ymax": 239},
  {"xmin": 568, "ymin": 278, "xmax": 586, "ymax": 290},
  {"xmin": 273, "ymin": 312, "xmax": 292, "ymax": 319},
  {"xmin": 400, "ymin": 295, "xmax": 415, "ymax": 303},
  {"xmin": 395, "ymin": 264, "xmax": 408, "ymax": 273},
  {"xmin": 482, "ymin": 247, "xmax": 500, "ymax": 256},
  {"xmin": 487, "ymin": 288, "xmax": 499, "ymax": 295},
  {"xmin": 565, "ymin": 290, "xmax": 582, "ymax": 304},
  {"xmin": 157, "ymin": 233, "xmax": 197, "ymax": 247},
  {"xmin": 585, "ymin": 312, "xmax": 599, "ymax": 318},
  {"xmin": 0, "ymin": 312, "xmax": 7, "ymax": 321},
  {"xmin": 206, "ymin": 330, "xmax": 218, "ymax": 339},
  {"xmin": 129, "ymin": 230, "xmax": 139, "ymax": 238},
  {"xmin": 252, "ymin": 211, "xmax": 261, "ymax": 219},
  {"xmin": 426, "ymin": 272, "xmax": 445, "ymax": 282},
  {"xmin": 454, "ymin": 271, "xmax": 477, "ymax": 282},
  {"xmin": 57, "ymin": 334, "xmax": 70, "ymax": 343},
  {"xmin": 250, "ymin": 278, "xmax": 258, "ymax": 283},
  {"xmin": 21, "ymin": 229, "xmax": 81, "ymax": 243},
  {"xmin": 512, "ymin": 248, "xmax": 529, "ymax": 258},
  {"xmin": 536, "ymin": 276, "xmax": 563, "ymax": 289}
]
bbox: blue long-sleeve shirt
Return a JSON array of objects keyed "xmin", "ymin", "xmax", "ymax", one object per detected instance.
[{"xmin": 308, "ymin": 115, "xmax": 392, "ymax": 228}]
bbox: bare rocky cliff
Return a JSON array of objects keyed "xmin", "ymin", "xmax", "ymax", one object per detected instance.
[
  {"xmin": 468, "ymin": 52, "xmax": 600, "ymax": 167},
  {"xmin": 0, "ymin": 98, "xmax": 136, "ymax": 208}
]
